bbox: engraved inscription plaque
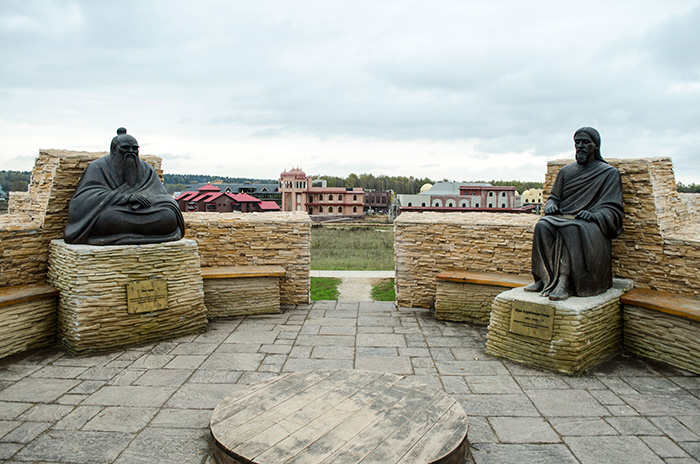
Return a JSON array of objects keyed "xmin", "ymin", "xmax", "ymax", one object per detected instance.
[
  {"xmin": 509, "ymin": 301, "xmax": 554, "ymax": 340},
  {"xmin": 126, "ymin": 279, "xmax": 168, "ymax": 314}
]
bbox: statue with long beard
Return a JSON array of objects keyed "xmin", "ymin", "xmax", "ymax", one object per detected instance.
[
  {"xmin": 64, "ymin": 128, "xmax": 185, "ymax": 245},
  {"xmin": 524, "ymin": 127, "xmax": 624, "ymax": 301}
]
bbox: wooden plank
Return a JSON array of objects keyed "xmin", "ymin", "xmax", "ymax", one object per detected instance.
[
  {"xmin": 201, "ymin": 265, "xmax": 286, "ymax": 279},
  {"xmin": 435, "ymin": 270, "xmax": 531, "ymax": 288},
  {"xmin": 621, "ymin": 288, "xmax": 700, "ymax": 322},
  {"xmin": 0, "ymin": 282, "xmax": 59, "ymax": 308},
  {"xmin": 258, "ymin": 373, "xmax": 405, "ymax": 464}
]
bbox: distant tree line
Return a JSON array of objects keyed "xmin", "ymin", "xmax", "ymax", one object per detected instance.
[
  {"xmin": 312, "ymin": 173, "xmax": 545, "ymax": 195},
  {"xmin": 677, "ymin": 182, "xmax": 700, "ymax": 193},
  {"xmin": 313, "ymin": 173, "xmax": 435, "ymax": 194},
  {"xmin": 0, "ymin": 171, "xmax": 30, "ymax": 193}
]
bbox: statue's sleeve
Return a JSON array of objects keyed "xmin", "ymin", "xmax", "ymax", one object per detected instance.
[
  {"xmin": 64, "ymin": 162, "xmax": 126, "ymax": 244},
  {"xmin": 590, "ymin": 167, "xmax": 624, "ymax": 239},
  {"xmin": 544, "ymin": 168, "xmax": 565, "ymax": 212}
]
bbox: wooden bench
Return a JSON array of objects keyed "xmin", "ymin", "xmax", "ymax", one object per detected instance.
[
  {"xmin": 0, "ymin": 282, "xmax": 59, "ymax": 359},
  {"xmin": 621, "ymin": 288, "xmax": 700, "ymax": 375},
  {"xmin": 434, "ymin": 270, "xmax": 532, "ymax": 325},
  {"xmin": 201, "ymin": 265, "xmax": 286, "ymax": 318}
]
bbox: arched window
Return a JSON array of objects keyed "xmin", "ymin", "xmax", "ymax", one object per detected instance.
[
  {"xmin": 353, "ymin": 206, "xmax": 357, "ymax": 213},
  {"xmin": 501, "ymin": 203, "xmax": 506, "ymax": 208},
  {"xmin": 319, "ymin": 206, "xmax": 323, "ymax": 213},
  {"xmin": 353, "ymin": 194, "xmax": 357, "ymax": 201},
  {"xmin": 488, "ymin": 203, "xmax": 493, "ymax": 208},
  {"xmin": 489, "ymin": 192, "xmax": 494, "ymax": 197},
  {"xmin": 421, "ymin": 203, "xmax": 426, "ymax": 207},
  {"xmin": 460, "ymin": 201, "xmax": 468, "ymax": 207},
  {"xmin": 338, "ymin": 206, "xmax": 343, "ymax": 213},
  {"xmin": 407, "ymin": 202, "xmax": 413, "ymax": 206},
  {"xmin": 329, "ymin": 206, "xmax": 333, "ymax": 213},
  {"xmin": 319, "ymin": 194, "xmax": 323, "ymax": 201},
  {"xmin": 328, "ymin": 194, "xmax": 333, "ymax": 200},
  {"xmin": 447, "ymin": 201, "xmax": 455, "ymax": 207}
]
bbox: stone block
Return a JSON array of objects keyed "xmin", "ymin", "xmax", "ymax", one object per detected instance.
[
  {"xmin": 485, "ymin": 280, "xmax": 633, "ymax": 375},
  {"xmin": 434, "ymin": 272, "xmax": 532, "ymax": 325},
  {"xmin": 204, "ymin": 276, "xmax": 281, "ymax": 317},
  {"xmin": 623, "ymin": 305, "xmax": 700, "ymax": 375},
  {"xmin": 0, "ymin": 283, "xmax": 58, "ymax": 359},
  {"xmin": 47, "ymin": 239, "xmax": 207, "ymax": 356}
]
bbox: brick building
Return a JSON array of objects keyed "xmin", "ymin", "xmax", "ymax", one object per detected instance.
[
  {"xmin": 364, "ymin": 190, "xmax": 392, "ymax": 214},
  {"xmin": 279, "ymin": 168, "xmax": 364, "ymax": 220}
]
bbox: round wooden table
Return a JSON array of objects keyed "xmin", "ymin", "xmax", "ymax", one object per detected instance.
[{"xmin": 210, "ymin": 370, "xmax": 469, "ymax": 464}]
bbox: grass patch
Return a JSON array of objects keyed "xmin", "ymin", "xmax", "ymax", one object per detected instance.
[
  {"xmin": 371, "ymin": 279, "xmax": 396, "ymax": 301},
  {"xmin": 310, "ymin": 277, "xmax": 341, "ymax": 300},
  {"xmin": 311, "ymin": 225, "xmax": 394, "ymax": 270}
]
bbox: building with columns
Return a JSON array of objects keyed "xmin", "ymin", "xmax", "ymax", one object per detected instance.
[{"xmin": 279, "ymin": 168, "xmax": 364, "ymax": 220}]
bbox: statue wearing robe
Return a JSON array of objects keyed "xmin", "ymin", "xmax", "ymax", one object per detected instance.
[
  {"xmin": 526, "ymin": 127, "xmax": 624, "ymax": 300},
  {"xmin": 64, "ymin": 128, "xmax": 185, "ymax": 245}
]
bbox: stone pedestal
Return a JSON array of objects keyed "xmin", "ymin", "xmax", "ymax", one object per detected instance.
[
  {"xmin": 485, "ymin": 279, "xmax": 633, "ymax": 375},
  {"xmin": 48, "ymin": 239, "xmax": 207, "ymax": 356}
]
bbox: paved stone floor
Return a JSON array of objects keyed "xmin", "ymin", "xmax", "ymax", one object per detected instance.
[{"xmin": 0, "ymin": 301, "xmax": 699, "ymax": 463}]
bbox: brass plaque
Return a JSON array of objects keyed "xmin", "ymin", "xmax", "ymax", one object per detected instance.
[
  {"xmin": 126, "ymin": 279, "xmax": 168, "ymax": 314},
  {"xmin": 509, "ymin": 301, "xmax": 554, "ymax": 340}
]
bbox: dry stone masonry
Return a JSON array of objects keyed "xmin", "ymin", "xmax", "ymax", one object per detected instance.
[
  {"xmin": 47, "ymin": 239, "xmax": 207, "ymax": 356},
  {"xmin": 185, "ymin": 211, "xmax": 311, "ymax": 306}
]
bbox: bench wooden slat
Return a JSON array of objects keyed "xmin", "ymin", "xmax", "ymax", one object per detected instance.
[
  {"xmin": 621, "ymin": 288, "xmax": 700, "ymax": 322},
  {"xmin": 201, "ymin": 265, "xmax": 286, "ymax": 280},
  {"xmin": 0, "ymin": 283, "xmax": 59, "ymax": 308},
  {"xmin": 435, "ymin": 270, "xmax": 532, "ymax": 288}
]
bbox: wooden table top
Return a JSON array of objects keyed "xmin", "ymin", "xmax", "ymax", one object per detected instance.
[{"xmin": 210, "ymin": 370, "xmax": 469, "ymax": 464}]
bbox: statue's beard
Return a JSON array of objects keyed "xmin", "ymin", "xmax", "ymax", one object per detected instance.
[
  {"xmin": 576, "ymin": 151, "xmax": 589, "ymax": 165},
  {"xmin": 123, "ymin": 153, "xmax": 140, "ymax": 188}
]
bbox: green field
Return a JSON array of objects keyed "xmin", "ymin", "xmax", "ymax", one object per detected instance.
[{"xmin": 310, "ymin": 225, "xmax": 394, "ymax": 271}]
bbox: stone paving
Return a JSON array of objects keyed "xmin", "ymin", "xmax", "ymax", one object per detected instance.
[{"xmin": 0, "ymin": 301, "xmax": 699, "ymax": 463}]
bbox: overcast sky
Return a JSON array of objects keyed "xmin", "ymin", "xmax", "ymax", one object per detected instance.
[{"xmin": 1, "ymin": 1, "xmax": 699, "ymax": 184}]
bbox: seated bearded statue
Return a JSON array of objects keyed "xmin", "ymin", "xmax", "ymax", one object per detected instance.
[{"xmin": 64, "ymin": 128, "xmax": 185, "ymax": 245}]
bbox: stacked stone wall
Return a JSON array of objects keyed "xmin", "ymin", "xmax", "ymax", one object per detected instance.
[
  {"xmin": 184, "ymin": 211, "xmax": 311, "ymax": 305},
  {"xmin": 394, "ymin": 212, "xmax": 536, "ymax": 308},
  {"xmin": 0, "ymin": 214, "xmax": 44, "ymax": 287}
]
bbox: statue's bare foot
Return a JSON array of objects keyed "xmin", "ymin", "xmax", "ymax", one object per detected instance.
[
  {"xmin": 548, "ymin": 279, "xmax": 570, "ymax": 301},
  {"xmin": 524, "ymin": 280, "xmax": 543, "ymax": 292}
]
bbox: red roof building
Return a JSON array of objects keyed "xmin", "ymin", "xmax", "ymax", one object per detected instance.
[{"xmin": 175, "ymin": 184, "xmax": 280, "ymax": 213}]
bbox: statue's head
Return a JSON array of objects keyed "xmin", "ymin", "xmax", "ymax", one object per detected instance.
[
  {"xmin": 110, "ymin": 127, "xmax": 141, "ymax": 186},
  {"xmin": 110, "ymin": 127, "xmax": 139, "ymax": 160},
  {"xmin": 574, "ymin": 127, "xmax": 603, "ymax": 165}
]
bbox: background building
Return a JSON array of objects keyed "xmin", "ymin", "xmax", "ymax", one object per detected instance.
[
  {"xmin": 279, "ymin": 168, "xmax": 364, "ymax": 221},
  {"xmin": 363, "ymin": 190, "xmax": 392, "ymax": 214},
  {"xmin": 185, "ymin": 181, "xmax": 281, "ymax": 206},
  {"xmin": 175, "ymin": 184, "xmax": 280, "ymax": 213},
  {"xmin": 392, "ymin": 181, "xmax": 532, "ymax": 219},
  {"xmin": 522, "ymin": 188, "xmax": 544, "ymax": 213}
]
